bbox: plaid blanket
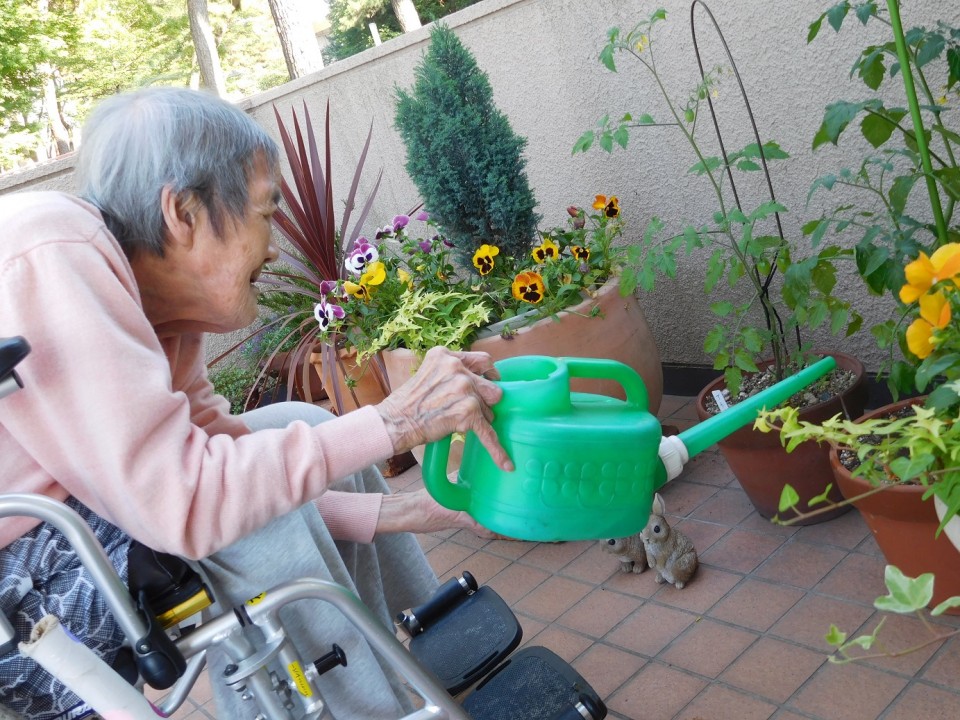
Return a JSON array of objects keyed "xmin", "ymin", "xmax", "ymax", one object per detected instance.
[{"xmin": 0, "ymin": 498, "xmax": 131, "ymax": 720}]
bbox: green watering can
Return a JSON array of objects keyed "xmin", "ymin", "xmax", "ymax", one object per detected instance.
[{"xmin": 422, "ymin": 355, "xmax": 837, "ymax": 542}]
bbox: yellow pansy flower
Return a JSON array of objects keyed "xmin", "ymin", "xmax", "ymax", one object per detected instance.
[
  {"xmin": 571, "ymin": 245, "xmax": 591, "ymax": 262},
  {"xmin": 906, "ymin": 290, "xmax": 951, "ymax": 359},
  {"xmin": 532, "ymin": 238, "xmax": 560, "ymax": 264},
  {"xmin": 473, "ymin": 244, "xmax": 500, "ymax": 276},
  {"xmin": 344, "ymin": 261, "xmax": 386, "ymax": 301},
  {"xmin": 397, "ymin": 268, "xmax": 413, "ymax": 288},
  {"xmin": 592, "ymin": 194, "xmax": 620, "ymax": 218},
  {"xmin": 512, "ymin": 271, "xmax": 545, "ymax": 304},
  {"xmin": 899, "ymin": 243, "xmax": 960, "ymax": 304}
]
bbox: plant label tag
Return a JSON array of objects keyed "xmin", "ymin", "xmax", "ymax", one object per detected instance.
[{"xmin": 712, "ymin": 390, "xmax": 729, "ymax": 411}]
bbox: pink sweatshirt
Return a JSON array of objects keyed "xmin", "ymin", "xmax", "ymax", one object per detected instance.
[{"xmin": 0, "ymin": 192, "xmax": 392, "ymax": 559}]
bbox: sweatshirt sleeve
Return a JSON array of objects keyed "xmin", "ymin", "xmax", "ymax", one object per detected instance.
[
  {"xmin": 314, "ymin": 492, "xmax": 383, "ymax": 543},
  {"xmin": 1, "ymin": 233, "xmax": 396, "ymax": 560}
]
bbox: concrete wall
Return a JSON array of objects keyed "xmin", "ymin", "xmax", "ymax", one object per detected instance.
[{"xmin": 3, "ymin": 0, "xmax": 957, "ymax": 372}]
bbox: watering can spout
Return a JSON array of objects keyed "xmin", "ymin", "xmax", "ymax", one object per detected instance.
[{"xmin": 657, "ymin": 356, "xmax": 837, "ymax": 482}]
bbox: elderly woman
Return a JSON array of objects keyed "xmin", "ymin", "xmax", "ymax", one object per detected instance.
[{"xmin": 0, "ymin": 87, "xmax": 512, "ymax": 719}]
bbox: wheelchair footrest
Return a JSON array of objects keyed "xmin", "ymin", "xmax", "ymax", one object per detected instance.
[
  {"xmin": 408, "ymin": 585, "xmax": 522, "ymax": 695},
  {"xmin": 463, "ymin": 646, "xmax": 607, "ymax": 720}
]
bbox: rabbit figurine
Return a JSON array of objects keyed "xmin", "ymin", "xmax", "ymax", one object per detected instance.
[
  {"xmin": 641, "ymin": 493, "xmax": 698, "ymax": 589},
  {"xmin": 599, "ymin": 534, "xmax": 647, "ymax": 574}
]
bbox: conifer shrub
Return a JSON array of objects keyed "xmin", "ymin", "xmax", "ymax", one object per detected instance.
[{"xmin": 394, "ymin": 24, "xmax": 540, "ymax": 263}]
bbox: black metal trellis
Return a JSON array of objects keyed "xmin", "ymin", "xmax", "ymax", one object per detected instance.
[{"xmin": 689, "ymin": 0, "xmax": 802, "ymax": 358}]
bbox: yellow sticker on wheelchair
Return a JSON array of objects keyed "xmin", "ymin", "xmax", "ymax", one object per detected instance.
[
  {"xmin": 288, "ymin": 661, "xmax": 313, "ymax": 697},
  {"xmin": 245, "ymin": 592, "xmax": 266, "ymax": 605}
]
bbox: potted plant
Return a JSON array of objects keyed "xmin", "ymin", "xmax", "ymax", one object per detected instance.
[
  {"xmin": 313, "ymin": 199, "xmax": 664, "ymax": 407},
  {"xmin": 575, "ymin": 6, "xmax": 867, "ymax": 522},
  {"xmin": 212, "ymin": 99, "xmax": 387, "ymax": 416},
  {"xmin": 758, "ymin": 0, "xmax": 960, "ymax": 603}
]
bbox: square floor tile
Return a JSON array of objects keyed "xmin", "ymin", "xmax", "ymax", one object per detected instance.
[
  {"xmin": 650, "ymin": 565, "xmax": 742, "ymax": 614},
  {"xmin": 556, "ymin": 588, "xmax": 641, "ymax": 638},
  {"xmin": 674, "ymin": 517, "xmax": 730, "ymax": 555},
  {"xmin": 681, "ymin": 452, "xmax": 739, "ymax": 488},
  {"xmin": 606, "ymin": 603, "xmax": 697, "ymax": 657},
  {"xmin": 710, "ymin": 578, "xmax": 805, "ymax": 632},
  {"xmin": 522, "ymin": 624, "xmax": 593, "ymax": 663},
  {"xmin": 607, "ymin": 662, "xmax": 706, "ymax": 720},
  {"xmin": 562, "ymin": 541, "xmax": 621, "ymax": 584},
  {"xmin": 859, "ymin": 611, "xmax": 946, "ymax": 675},
  {"xmin": 719, "ymin": 636, "xmax": 825, "ymax": 703},
  {"xmin": 884, "ymin": 681, "xmax": 960, "ymax": 720},
  {"xmin": 754, "ymin": 540, "xmax": 846, "ymax": 589},
  {"xmin": 794, "ymin": 510, "xmax": 870, "ymax": 550},
  {"xmin": 690, "ymin": 487, "xmax": 757, "ymax": 526},
  {"xmin": 513, "ymin": 575, "xmax": 594, "ymax": 622},
  {"xmin": 658, "ymin": 618, "xmax": 758, "ymax": 677},
  {"xmin": 425, "ymin": 541, "xmax": 476, "ymax": 577},
  {"xmin": 518, "ymin": 539, "xmax": 592, "ymax": 573},
  {"xmin": 923, "ymin": 640, "xmax": 960, "ymax": 691},
  {"xmin": 769, "ymin": 594, "xmax": 874, "ymax": 652},
  {"xmin": 681, "ymin": 683, "xmax": 778, "ymax": 720},
  {"xmin": 699, "ymin": 528, "xmax": 787, "ymax": 574},
  {"xmin": 814, "ymin": 552, "xmax": 887, "ymax": 605},
  {"xmin": 657, "ymin": 478, "xmax": 720, "ymax": 516},
  {"xmin": 485, "ymin": 563, "xmax": 551, "ymax": 605},
  {"xmin": 789, "ymin": 660, "xmax": 907, "ymax": 720},
  {"xmin": 572, "ymin": 643, "xmax": 647, "ymax": 700}
]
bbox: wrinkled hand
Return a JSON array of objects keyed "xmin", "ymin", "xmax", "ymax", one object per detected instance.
[
  {"xmin": 376, "ymin": 488, "xmax": 504, "ymax": 539},
  {"xmin": 375, "ymin": 346, "xmax": 513, "ymax": 471}
]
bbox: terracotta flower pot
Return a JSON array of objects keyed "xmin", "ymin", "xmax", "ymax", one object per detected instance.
[
  {"xmin": 310, "ymin": 346, "xmax": 389, "ymax": 415},
  {"xmin": 831, "ymin": 397, "xmax": 960, "ymax": 609},
  {"xmin": 469, "ymin": 279, "xmax": 664, "ymax": 414},
  {"xmin": 695, "ymin": 351, "xmax": 867, "ymax": 525}
]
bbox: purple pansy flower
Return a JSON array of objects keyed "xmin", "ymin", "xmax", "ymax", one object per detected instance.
[
  {"xmin": 318, "ymin": 280, "xmax": 338, "ymax": 296},
  {"xmin": 415, "ymin": 210, "xmax": 430, "ymax": 222},
  {"xmin": 418, "ymin": 240, "xmax": 433, "ymax": 253},
  {"xmin": 344, "ymin": 242, "xmax": 379, "ymax": 275},
  {"xmin": 314, "ymin": 299, "xmax": 345, "ymax": 332},
  {"xmin": 392, "ymin": 214, "xmax": 410, "ymax": 231}
]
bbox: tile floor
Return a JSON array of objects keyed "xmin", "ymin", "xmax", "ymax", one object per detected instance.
[{"xmin": 155, "ymin": 395, "xmax": 960, "ymax": 720}]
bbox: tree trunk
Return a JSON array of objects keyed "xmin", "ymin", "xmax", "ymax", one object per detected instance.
[
  {"xmin": 36, "ymin": 0, "xmax": 71, "ymax": 156},
  {"xmin": 41, "ymin": 74, "xmax": 71, "ymax": 155},
  {"xmin": 187, "ymin": 0, "xmax": 227, "ymax": 96},
  {"xmin": 391, "ymin": 0, "xmax": 421, "ymax": 32},
  {"xmin": 267, "ymin": 0, "xmax": 324, "ymax": 79}
]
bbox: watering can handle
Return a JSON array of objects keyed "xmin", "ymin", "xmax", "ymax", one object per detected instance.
[
  {"xmin": 563, "ymin": 357, "xmax": 649, "ymax": 410},
  {"xmin": 421, "ymin": 437, "xmax": 471, "ymax": 511}
]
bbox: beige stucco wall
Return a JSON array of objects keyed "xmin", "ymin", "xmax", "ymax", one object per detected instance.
[{"xmin": 3, "ymin": 0, "xmax": 957, "ymax": 372}]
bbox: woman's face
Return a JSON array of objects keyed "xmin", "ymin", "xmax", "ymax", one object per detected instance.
[{"xmin": 172, "ymin": 154, "xmax": 282, "ymax": 334}]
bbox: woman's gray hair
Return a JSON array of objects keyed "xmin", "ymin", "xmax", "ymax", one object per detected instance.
[{"xmin": 75, "ymin": 86, "xmax": 279, "ymax": 258}]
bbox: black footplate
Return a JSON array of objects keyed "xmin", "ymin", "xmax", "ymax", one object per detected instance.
[{"xmin": 463, "ymin": 646, "xmax": 607, "ymax": 720}]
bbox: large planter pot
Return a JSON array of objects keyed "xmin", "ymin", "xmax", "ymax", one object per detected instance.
[
  {"xmin": 263, "ymin": 348, "xmax": 326, "ymax": 403},
  {"xmin": 469, "ymin": 279, "xmax": 663, "ymax": 414},
  {"xmin": 695, "ymin": 352, "xmax": 867, "ymax": 525},
  {"xmin": 310, "ymin": 347, "xmax": 389, "ymax": 415},
  {"xmin": 832, "ymin": 398, "xmax": 960, "ymax": 609}
]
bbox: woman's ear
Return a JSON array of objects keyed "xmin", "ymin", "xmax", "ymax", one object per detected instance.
[{"xmin": 160, "ymin": 186, "xmax": 199, "ymax": 249}]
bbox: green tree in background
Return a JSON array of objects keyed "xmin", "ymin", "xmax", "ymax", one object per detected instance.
[
  {"xmin": 0, "ymin": 0, "xmax": 287, "ymax": 173},
  {"xmin": 394, "ymin": 24, "xmax": 540, "ymax": 262},
  {"xmin": 325, "ymin": 0, "xmax": 480, "ymax": 63}
]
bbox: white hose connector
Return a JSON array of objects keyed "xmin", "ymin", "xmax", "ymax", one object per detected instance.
[{"xmin": 658, "ymin": 435, "xmax": 690, "ymax": 482}]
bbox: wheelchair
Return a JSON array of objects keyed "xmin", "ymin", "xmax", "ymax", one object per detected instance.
[{"xmin": 0, "ymin": 336, "xmax": 607, "ymax": 720}]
